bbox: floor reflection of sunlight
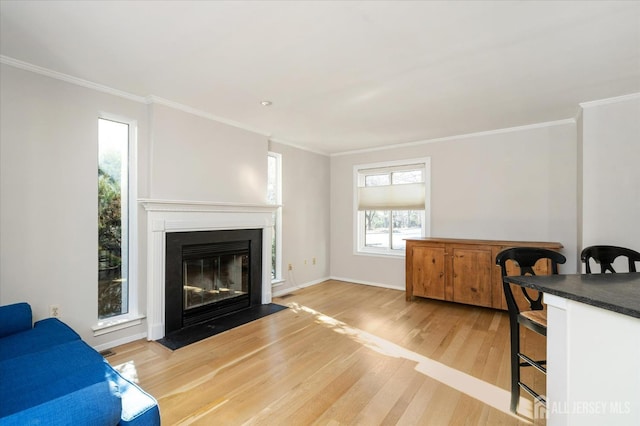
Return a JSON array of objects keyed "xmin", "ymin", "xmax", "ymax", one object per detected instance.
[{"xmin": 288, "ymin": 302, "xmax": 532, "ymax": 423}]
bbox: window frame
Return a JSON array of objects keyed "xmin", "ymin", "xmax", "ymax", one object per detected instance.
[
  {"xmin": 267, "ymin": 151, "xmax": 283, "ymax": 284},
  {"xmin": 353, "ymin": 158, "xmax": 431, "ymax": 257},
  {"xmin": 93, "ymin": 114, "xmax": 142, "ymax": 336}
]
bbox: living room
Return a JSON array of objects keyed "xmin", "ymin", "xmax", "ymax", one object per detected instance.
[{"xmin": 1, "ymin": 1, "xmax": 639, "ymax": 424}]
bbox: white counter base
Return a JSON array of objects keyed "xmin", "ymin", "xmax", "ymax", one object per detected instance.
[{"xmin": 545, "ymin": 293, "xmax": 640, "ymax": 425}]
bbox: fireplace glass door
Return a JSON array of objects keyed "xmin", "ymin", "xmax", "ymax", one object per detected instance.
[
  {"xmin": 183, "ymin": 251, "xmax": 249, "ymax": 311},
  {"xmin": 165, "ymin": 230, "xmax": 262, "ymax": 334}
]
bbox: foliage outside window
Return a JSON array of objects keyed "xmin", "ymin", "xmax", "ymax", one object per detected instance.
[
  {"xmin": 356, "ymin": 159, "xmax": 430, "ymax": 255},
  {"xmin": 98, "ymin": 118, "xmax": 129, "ymax": 319}
]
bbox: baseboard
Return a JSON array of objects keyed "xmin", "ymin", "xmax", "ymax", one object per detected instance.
[
  {"xmin": 93, "ymin": 331, "xmax": 147, "ymax": 353},
  {"xmin": 329, "ymin": 276, "xmax": 404, "ymax": 292},
  {"xmin": 272, "ymin": 276, "xmax": 331, "ymax": 297}
]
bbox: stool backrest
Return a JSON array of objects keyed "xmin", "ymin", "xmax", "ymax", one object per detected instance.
[
  {"xmin": 496, "ymin": 247, "xmax": 566, "ymax": 313},
  {"xmin": 581, "ymin": 245, "xmax": 640, "ymax": 273}
]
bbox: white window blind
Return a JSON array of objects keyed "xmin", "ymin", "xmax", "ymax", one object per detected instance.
[
  {"xmin": 357, "ymin": 182, "xmax": 426, "ymax": 210},
  {"xmin": 356, "ymin": 162, "xmax": 426, "ymax": 211}
]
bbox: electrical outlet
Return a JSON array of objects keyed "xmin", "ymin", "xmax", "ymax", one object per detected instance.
[
  {"xmin": 50, "ymin": 305, "xmax": 60, "ymax": 318},
  {"xmin": 288, "ymin": 263, "xmax": 293, "ymax": 271}
]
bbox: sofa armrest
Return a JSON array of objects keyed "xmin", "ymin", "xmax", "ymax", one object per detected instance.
[
  {"xmin": 0, "ymin": 303, "xmax": 32, "ymax": 338},
  {"xmin": 108, "ymin": 365, "xmax": 160, "ymax": 426}
]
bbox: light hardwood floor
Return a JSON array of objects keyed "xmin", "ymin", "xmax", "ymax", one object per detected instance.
[{"xmin": 108, "ymin": 280, "xmax": 546, "ymax": 425}]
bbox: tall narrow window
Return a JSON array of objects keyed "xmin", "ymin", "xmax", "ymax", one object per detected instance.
[
  {"xmin": 355, "ymin": 158, "xmax": 430, "ymax": 256},
  {"xmin": 98, "ymin": 118, "xmax": 129, "ymax": 319},
  {"xmin": 267, "ymin": 152, "xmax": 282, "ymax": 282}
]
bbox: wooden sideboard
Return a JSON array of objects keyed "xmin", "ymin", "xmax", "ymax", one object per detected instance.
[{"xmin": 405, "ymin": 237, "xmax": 564, "ymax": 310}]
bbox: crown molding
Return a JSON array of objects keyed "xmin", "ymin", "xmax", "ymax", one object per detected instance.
[
  {"xmin": 145, "ymin": 95, "xmax": 271, "ymax": 138},
  {"xmin": 579, "ymin": 92, "xmax": 640, "ymax": 109},
  {"xmin": 331, "ymin": 118, "xmax": 577, "ymax": 157},
  {"xmin": 0, "ymin": 55, "xmax": 148, "ymax": 103},
  {"xmin": 268, "ymin": 136, "xmax": 330, "ymax": 157},
  {"xmin": 1, "ymin": 55, "xmax": 272, "ymax": 139},
  {"xmin": 6, "ymin": 54, "xmax": 611, "ymax": 157}
]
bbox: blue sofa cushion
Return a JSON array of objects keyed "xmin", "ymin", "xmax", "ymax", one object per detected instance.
[
  {"xmin": 0, "ymin": 340, "xmax": 120, "ymax": 417},
  {"xmin": 0, "ymin": 302, "xmax": 32, "ymax": 338},
  {"xmin": 0, "ymin": 318, "xmax": 80, "ymax": 361},
  {"xmin": 0, "ymin": 381, "xmax": 122, "ymax": 426}
]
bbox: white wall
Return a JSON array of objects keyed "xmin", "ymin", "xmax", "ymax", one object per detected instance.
[
  {"xmin": 149, "ymin": 104, "xmax": 267, "ymax": 203},
  {"xmin": 2, "ymin": 59, "xmax": 636, "ymax": 351},
  {"xmin": 580, "ymin": 94, "xmax": 640, "ymax": 261},
  {"xmin": 0, "ymin": 64, "xmax": 150, "ymax": 347},
  {"xmin": 558, "ymin": 104, "xmax": 640, "ymax": 422},
  {"xmin": 269, "ymin": 141, "xmax": 331, "ymax": 294},
  {"xmin": 0, "ymin": 64, "xmax": 274, "ymax": 349},
  {"xmin": 330, "ymin": 121, "xmax": 578, "ymax": 289}
]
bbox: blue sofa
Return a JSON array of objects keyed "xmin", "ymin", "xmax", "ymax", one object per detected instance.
[{"xmin": 0, "ymin": 303, "xmax": 160, "ymax": 425}]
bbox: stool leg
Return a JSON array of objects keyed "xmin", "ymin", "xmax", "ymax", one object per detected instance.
[{"xmin": 509, "ymin": 321, "xmax": 520, "ymax": 413}]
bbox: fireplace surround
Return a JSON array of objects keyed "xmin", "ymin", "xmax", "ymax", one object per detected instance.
[{"xmin": 140, "ymin": 199, "xmax": 277, "ymax": 341}]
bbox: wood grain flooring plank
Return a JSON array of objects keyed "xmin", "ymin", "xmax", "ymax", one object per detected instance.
[{"xmin": 107, "ymin": 280, "xmax": 544, "ymax": 425}]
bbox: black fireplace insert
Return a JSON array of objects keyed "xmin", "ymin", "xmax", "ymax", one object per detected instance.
[{"xmin": 165, "ymin": 229, "xmax": 262, "ymax": 335}]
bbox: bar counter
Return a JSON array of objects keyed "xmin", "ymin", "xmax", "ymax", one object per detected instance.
[
  {"xmin": 505, "ymin": 272, "xmax": 640, "ymax": 319},
  {"xmin": 505, "ymin": 272, "xmax": 640, "ymax": 426}
]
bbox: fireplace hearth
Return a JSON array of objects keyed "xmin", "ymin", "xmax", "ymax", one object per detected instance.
[{"xmin": 165, "ymin": 229, "xmax": 262, "ymax": 335}]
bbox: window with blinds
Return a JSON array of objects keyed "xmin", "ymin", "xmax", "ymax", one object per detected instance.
[{"xmin": 354, "ymin": 159, "xmax": 430, "ymax": 255}]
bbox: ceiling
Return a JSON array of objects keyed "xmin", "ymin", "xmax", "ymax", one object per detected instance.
[{"xmin": 1, "ymin": 1, "xmax": 639, "ymax": 155}]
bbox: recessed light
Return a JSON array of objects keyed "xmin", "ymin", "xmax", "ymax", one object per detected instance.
[{"xmin": 260, "ymin": 100, "xmax": 273, "ymax": 107}]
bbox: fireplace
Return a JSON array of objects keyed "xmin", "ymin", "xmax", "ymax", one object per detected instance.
[
  {"xmin": 140, "ymin": 199, "xmax": 277, "ymax": 341},
  {"xmin": 165, "ymin": 229, "xmax": 262, "ymax": 334}
]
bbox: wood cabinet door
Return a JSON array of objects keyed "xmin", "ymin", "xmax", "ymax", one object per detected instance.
[
  {"xmin": 491, "ymin": 246, "xmax": 508, "ymax": 309},
  {"xmin": 450, "ymin": 245, "xmax": 492, "ymax": 307},
  {"xmin": 411, "ymin": 246, "xmax": 446, "ymax": 300}
]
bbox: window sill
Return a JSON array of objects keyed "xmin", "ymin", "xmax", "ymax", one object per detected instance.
[
  {"xmin": 355, "ymin": 249, "xmax": 406, "ymax": 259},
  {"xmin": 92, "ymin": 314, "xmax": 145, "ymax": 337}
]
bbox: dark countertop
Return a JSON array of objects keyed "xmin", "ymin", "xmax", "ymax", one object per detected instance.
[{"xmin": 505, "ymin": 273, "xmax": 640, "ymax": 319}]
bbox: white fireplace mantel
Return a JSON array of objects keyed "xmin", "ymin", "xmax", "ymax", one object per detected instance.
[{"xmin": 139, "ymin": 199, "xmax": 278, "ymax": 340}]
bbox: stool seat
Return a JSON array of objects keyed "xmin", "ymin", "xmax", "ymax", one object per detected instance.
[{"xmin": 519, "ymin": 310, "xmax": 547, "ymax": 328}]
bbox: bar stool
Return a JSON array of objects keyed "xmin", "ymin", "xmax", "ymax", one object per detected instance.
[
  {"xmin": 495, "ymin": 247, "xmax": 566, "ymax": 414},
  {"xmin": 581, "ymin": 245, "xmax": 640, "ymax": 273}
]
